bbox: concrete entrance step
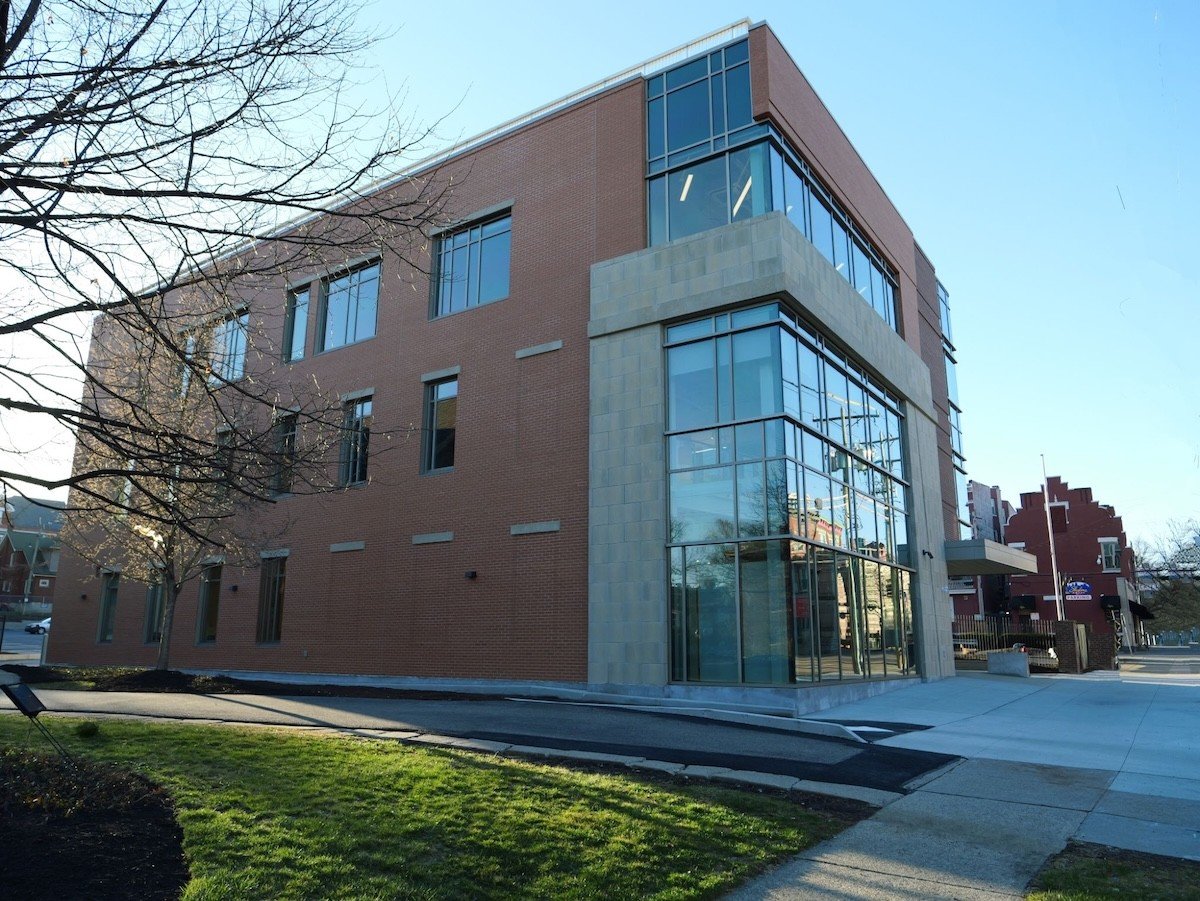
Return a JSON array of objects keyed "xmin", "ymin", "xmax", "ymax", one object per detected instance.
[{"xmin": 1117, "ymin": 655, "xmax": 1200, "ymax": 674}]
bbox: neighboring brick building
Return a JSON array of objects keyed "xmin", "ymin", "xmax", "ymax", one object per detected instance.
[
  {"xmin": 1, "ymin": 495, "xmax": 64, "ymax": 608},
  {"xmin": 1004, "ymin": 476, "xmax": 1140, "ymax": 636},
  {"xmin": 50, "ymin": 21, "xmax": 1034, "ymax": 712}
]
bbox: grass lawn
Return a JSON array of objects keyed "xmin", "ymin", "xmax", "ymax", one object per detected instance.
[
  {"xmin": 0, "ymin": 715, "xmax": 856, "ymax": 899},
  {"xmin": 1027, "ymin": 841, "xmax": 1200, "ymax": 900}
]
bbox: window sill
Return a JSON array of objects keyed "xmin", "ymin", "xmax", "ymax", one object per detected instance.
[
  {"xmin": 314, "ymin": 334, "xmax": 377, "ymax": 357},
  {"xmin": 430, "ymin": 296, "xmax": 508, "ymax": 321}
]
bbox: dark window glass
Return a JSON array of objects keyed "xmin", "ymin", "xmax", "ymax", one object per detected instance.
[
  {"xmin": 666, "ymin": 56, "xmax": 707, "ymax": 90},
  {"xmin": 740, "ymin": 540, "xmax": 792, "ymax": 683},
  {"xmin": 784, "ymin": 162, "xmax": 806, "ymax": 234},
  {"xmin": 670, "ymin": 467, "xmax": 735, "ymax": 544},
  {"xmin": 945, "ymin": 353, "xmax": 960, "ymax": 408},
  {"xmin": 809, "ymin": 192, "xmax": 834, "ymax": 263},
  {"xmin": 798, "ymin": 341, "xmax": 822, "ymax": 430},
  {"xmin": 647, "ymin": 96, "xmax": 665, "ymax": 160},
  {"xmin": 647, "ymin": 74, "xmax": 663, "ymax": 98},
  {"xmin": 667, "ymin": 341, "xmax": 716, "ymax": 431},
  {"xmin": 870, "ymin": 267, "xmax": 886, "ymax": 320},
  {"xmin": 729, "ymin": 143, "xmax": 771, "ymax": 223},
  {"xmin": 666, "ymin": 80, "xmax": 711, "ymax": 153},
  {"xmin": 423, "ymin": 378, "xmax": 458, "ymax": 472},
  {"xmin": 318, "ymin": 262, "xmax": 379, "ymax": 351},
  {"xmin": 710, "ymin": 72, "xmax": 725, "ymax": 136},
  {"xmin": 831, "ymin": 218, "xmax": 851, "ymax": 281},
  {"xmin": 257, "ymin": 557, "xmax": 286, "ymax": 644},
  {"xmin": 737, "ymin": 462, "xmax": 765, "ymax": 538},
  {"xmin": 668, "ymin": 156, "xmax": 727, "ymax": 241},
  {"xmin": 284, "ymin": 288, "xmax": 308, "ymax": 362},
  {"xmin": 852, "ymin": 241, "xmax": 872, "ymax": 303},
  {"xmin": 436, "ymin": 216, "xmax": 511, "ymax": 316},
  {"xmin": 98, "ymin": 572, "xmax": 119, "ymax": 642},
  {"xmin": 273, "ymin": 414, "xmax": 297, "ymax": 494},
  {"xmin": 197, "ymin": 565, "xmax": 221, "ymax": 643},
  {"xmin": 648, "ymin": 175, "xmax": 667, "ymax": 246},
  {"xmin": 683, "ymin": 543, "xmax": 739, "ymax": 681},
  {"xmin": 725, "ymin": 39, "xmax": 749, "ymax": 65},
  {"xmin": 732, "ymin": 327, "xmax": 782, "ymax": 419},
  {"xmin": 670, "ymin": 547, "xmax": 685, "ymax": 680},
  {"xmin": 724, "ymin": 63, "xmax": 752, "ymax": 130},
  {"xmin": 339, "ymin": 397, "xmax": 371, "ymax": 486},
  {"xmin": 824, "ymin": 365, "xmax": 849, "ymax": 442}
]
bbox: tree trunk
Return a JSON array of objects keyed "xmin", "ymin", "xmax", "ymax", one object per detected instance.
[{"xmin": 155, "ymin": 583, "xmax": 180, "ymax": 671}]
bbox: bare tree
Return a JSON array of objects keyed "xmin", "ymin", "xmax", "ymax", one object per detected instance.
[
  {"xmin": 0, "ymin": 0, "xmax": 445, "ymax": 502},
  {"xmin": 58, "ymin": 286, "xmax": 350, "ymax": 668},
  {"xmin": 1138, "ymin": 522, "xmax": 1200, "ymax": 633}
]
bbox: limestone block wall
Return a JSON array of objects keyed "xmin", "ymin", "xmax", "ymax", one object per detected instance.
[{"xmin": 588, "ymin": 212, "xmax": 953, "ymax": 689}]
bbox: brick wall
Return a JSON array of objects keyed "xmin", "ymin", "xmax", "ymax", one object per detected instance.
[{"xmin": 51, "ymin": 78, "xmax": 646, "ymax": 684}]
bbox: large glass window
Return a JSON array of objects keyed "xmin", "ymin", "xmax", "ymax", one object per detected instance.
[
  {"xmin": 283, "ymin": 287, "xmax": 309, "ymax": 362},
  {"xmin": 257, "ymin": 557, "xmax": 286, "ymax": 644},
  {"xmin": 646, "ymin": 43, "xmax": 899, "ymax": 332},
  {"xmin": 423, "ymin": 378, "xmax": 458, "ymax": 472},
  {"xmin": 197, "ymin": 564, "xmax": 221, "ymax": 643},
  {"xmin": 665, "ymin": 303, "xmax": 914, "ymax": 686},
  {"xmin": 97, "ymin": 572, "xmax": 119, "ymax": 642},
  {"xmin": 210, "ymin": 312, "xmax": 248, "ymax": 382},
  {"xmin": 339, "ymin": 396, "xmax": 372, "ymax": 486},
  {"xmin": 435, "ymin": 215, "xmax": 511, "ymax": 317},
  {"xmin": 318, "ymin": 262, "xmax": 379, "ymax": 352}
]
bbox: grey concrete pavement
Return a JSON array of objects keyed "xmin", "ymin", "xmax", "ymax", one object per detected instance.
[
  {"xmin": 0, "ymin": 688, "xmax": 951, "ymax": 797},
  {"xmin": 731, "ymin": 671, "xmax": 1200, "ymax": 899}
]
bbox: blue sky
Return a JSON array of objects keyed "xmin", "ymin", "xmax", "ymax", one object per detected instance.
[{"xmin": 360, "ymin": 0, "xmax": 1199, "ymax": 545}]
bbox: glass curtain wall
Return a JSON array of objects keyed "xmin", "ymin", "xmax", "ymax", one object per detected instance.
[
  {"xmin": 646, "ymin": 40, "xmax": 899, "ymax": 330},
  {"xmin": 666, "ymin": 303, "xmax": 917, "ymax": 685}
]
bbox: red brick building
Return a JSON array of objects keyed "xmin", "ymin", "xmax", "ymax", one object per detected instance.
[
  {"xmin": 1004, "ymin": 476, "xmax": 1137, "ymax": 635},
  {"xmin": 50, "ymin": 21, "xmax": 1034, "ymax": 711}
]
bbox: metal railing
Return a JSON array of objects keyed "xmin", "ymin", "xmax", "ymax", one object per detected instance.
[{"xmin": 952, "ymin": 615, "xmax": 1058, "ymax": 669}]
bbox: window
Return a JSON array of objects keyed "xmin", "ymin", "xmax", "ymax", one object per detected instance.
[
  {"xmin": 214, "ymin": 428, "xmax": 234, "ymax": 496},
  {"xmin": 1100, "ymin": 539, "xmax": 1121, "ymax": 572},
  {"xmin": 257, "ymin": 556, "xmax": 286, "ymax": 643},
  {"xmin": 339, "ymin": 396, "xmax": 372, "ymax": 485},
  {"xmin": 423, "ymin": 378, "xmax": 458, "ymax": 472},
  {"xmin": 98, "ymin": 571, "xmax": 119, "ymax": 642},
  {"xmin": 434, "ymin": 215, "xmax": 511, "ymax": 316},
  {"xmin": 211, "ymin": 312, "xmax": 249, "ymax": 382},
  {"xmin": 318, "ymin": 262, "xmax": 379, "ymax": 352},
  {"xmin": 272, "ymin": 413, "xmax": 298, "ymax": 494},
  {"xmin": 283, "ymin": 287, "xmax": 309, "ymax": 362},
  {"xmin": 197, "ymin": 564, "xmax": 222, "ymax": 642},
  {"xmin": 144, "ymin": 581, "xmax": 164, "ymax": 644}
]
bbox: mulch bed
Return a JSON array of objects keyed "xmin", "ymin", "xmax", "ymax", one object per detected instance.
[{"xmin": 0, "ymin": 748, "xmax": 189, "ymax": 900}]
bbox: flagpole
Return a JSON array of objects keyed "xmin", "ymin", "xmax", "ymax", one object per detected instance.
[{"xmin": 1041, "ymin": 455, "xmax": 1065, "ymax": 620}]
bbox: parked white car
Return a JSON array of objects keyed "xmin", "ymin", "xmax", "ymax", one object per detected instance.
[{"xmin": 24, "ymin": 617, "xmax": 50, "ymax": 634}]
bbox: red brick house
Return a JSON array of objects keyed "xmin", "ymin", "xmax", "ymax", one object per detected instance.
[{"xmin": 1003, "ymin": 476, "xmax": 1141, "ymax": 636}]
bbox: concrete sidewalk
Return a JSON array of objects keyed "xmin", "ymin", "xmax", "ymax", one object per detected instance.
[{"xmin": 731, "ymin": 671, "xmax": 1200, "ymax": 899}]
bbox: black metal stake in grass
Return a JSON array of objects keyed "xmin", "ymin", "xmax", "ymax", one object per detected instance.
[{"xmin": 1, "ymin": 682, "xmax": 73, "ymax": 763}]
